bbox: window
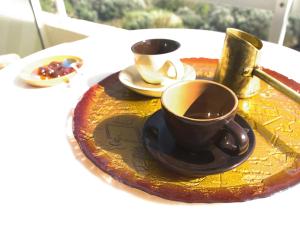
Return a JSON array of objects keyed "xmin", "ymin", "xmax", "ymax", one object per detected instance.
[
  {"xmin": 38, "ymin": 0, "xmax": 299, "ymax": 51},
  {"xmin": 284, "ymin": 0, "xmax": 300, "ymax": 51}
]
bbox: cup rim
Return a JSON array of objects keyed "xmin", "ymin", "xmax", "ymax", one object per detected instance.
[
  {"xmin": 161, "ymin": 80, "xmax": 238, "ymax": 122},
  {"xmin": 226, "ymin": 28, "xmax": 263, "ymax": 50},
  {"xmin": 131, "ymin": 38, "xmax": 181, "ymax": 55}
]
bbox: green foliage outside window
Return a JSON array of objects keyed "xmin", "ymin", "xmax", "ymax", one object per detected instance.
[
  {"xmin": 40, "ymin": 0, "xmax": 57, "ymax": 13},
  {"xmin": 92, "ymin": 0, "xmax": 146, "ymax": 21},
  {"xmin": 123, "ymin": 9, "xmax": 183, "ymax": 29}
]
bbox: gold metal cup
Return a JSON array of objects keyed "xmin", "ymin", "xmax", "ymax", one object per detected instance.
[
  {"xmin": 215, "ymin": 28, "xmax": 300, "ymax": 103},
  {"xmin": 215, "ymin": 28, "xmax": 262, "ymax": 98}
]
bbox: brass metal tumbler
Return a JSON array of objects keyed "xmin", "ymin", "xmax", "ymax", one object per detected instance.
[{"xmin": 215, "ymin": 28, "xmax": 300, "ymax": 103}]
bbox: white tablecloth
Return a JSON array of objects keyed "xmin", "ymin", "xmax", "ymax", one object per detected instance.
[{"xmin": 0, "ymin": 29, "xmax": 299, "ymax": 225}]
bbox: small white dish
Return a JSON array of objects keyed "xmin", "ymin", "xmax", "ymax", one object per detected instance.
[
  {"xmin": 19, "ymin": 55, "xmax": 83, "ymax": 87},
  {"xmin": 119, "ymin": 63, "xmax": 196, "ymax": 97}
]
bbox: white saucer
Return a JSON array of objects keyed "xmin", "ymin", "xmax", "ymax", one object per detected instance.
[
  {"xmin": 119, "ymin": 64, "xmax": 196, "ymax": 97},
  {"xmin": 19, "ymin": 55, "xmax": 83, "ymax": 87}
]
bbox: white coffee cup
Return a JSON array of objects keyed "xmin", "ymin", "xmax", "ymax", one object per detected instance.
[{"xmin": 131, "ymin": 39, "xmax": 184, "ymax": 84}]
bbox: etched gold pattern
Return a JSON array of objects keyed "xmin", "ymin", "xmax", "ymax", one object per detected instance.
[{"xmin": 73, "ymin": 59, "xmax": 300, "ymax": 202}]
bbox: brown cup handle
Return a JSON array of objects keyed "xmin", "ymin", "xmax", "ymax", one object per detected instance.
[{"xmin": 217, "ymin": 120, "xmax": 249, "ymax": 156}]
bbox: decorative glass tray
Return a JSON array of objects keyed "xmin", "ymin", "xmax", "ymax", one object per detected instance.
[{"xmin": 73, "ymin": 58, "xmax": 300, "ymax": 203}]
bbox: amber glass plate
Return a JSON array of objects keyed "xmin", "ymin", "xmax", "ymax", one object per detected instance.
[{"xmin": 73, "ymin": 58, "xmax": 300, "ymax": 203}]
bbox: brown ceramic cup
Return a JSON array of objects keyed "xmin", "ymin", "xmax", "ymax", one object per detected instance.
[{"xmin": 161, "ymin": 80, "xmax": 249, "ymax": 155}]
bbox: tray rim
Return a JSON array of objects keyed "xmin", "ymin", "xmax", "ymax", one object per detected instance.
[{"xmin": 73, "ymin": 57, "xmax": 300, "ymax": 203}]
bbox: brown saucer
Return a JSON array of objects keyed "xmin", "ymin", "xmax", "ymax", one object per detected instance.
[{"xmin": 143, "ymin": 110, "xmax": 255, "ymax": 177}]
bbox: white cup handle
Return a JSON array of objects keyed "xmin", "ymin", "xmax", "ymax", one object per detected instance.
[{"xmin": 163, "ymin": 59, "xmax": 184, "ymax": 80}]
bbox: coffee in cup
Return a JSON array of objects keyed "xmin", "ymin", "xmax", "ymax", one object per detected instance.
[
  {"xmin": 131, "ymin": 39, "xmax": 184, "ymax": 85},
  {"xmin": 161, "ymin": 80, "xmax": 249, "ymax": 155}
]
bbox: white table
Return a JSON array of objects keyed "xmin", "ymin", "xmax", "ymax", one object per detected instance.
[{"xmin": 0, "ymin": 29, "xmax": 299, "ymax": 225}]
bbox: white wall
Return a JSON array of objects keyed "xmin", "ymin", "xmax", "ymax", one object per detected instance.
[{"xmin": 0, "ymin": 0, "xmax": 43, "ymax": 57}]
